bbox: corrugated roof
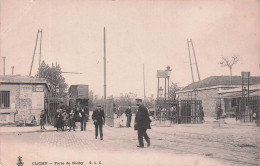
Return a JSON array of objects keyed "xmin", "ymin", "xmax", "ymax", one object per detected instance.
[
  {"xmin": 0, "ymin": 75, "xmax": 48, "ymax": 84},
  {"xmin": 181, "ymin": 76, "xmax": 260, "ymax": 91}
]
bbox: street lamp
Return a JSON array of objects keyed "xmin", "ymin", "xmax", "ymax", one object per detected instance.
[
  {"xmin": 166, "ymin": 66, "xmax": 172, "ymax": 99},
  {"xmin": 159, "ymin": 86, "xmax": 164, "ymax": 98}
]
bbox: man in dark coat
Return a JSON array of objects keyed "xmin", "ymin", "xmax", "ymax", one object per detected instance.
[
  {"xmin": 92, "ymin": 104, "xmax": 105, "ymax": 140},
  {"xmin": 125, "ymin": 105, "xmax": 132, "ymax": 127},
  {"xmin": 135, "ymin": 99, "xmax": 151, "ymax": 148},
  {"xmin": 68, "ymin": 109, "xmax": 76, "ymax": 131},
  {"xmin": 80, "ymin": 107, "xmax": 88, "ymax": 131}
]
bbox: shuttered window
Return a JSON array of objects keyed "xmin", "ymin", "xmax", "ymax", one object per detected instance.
[{"xmin": 0, "ymin": 91, "xmax": 10, "ymax": 108}]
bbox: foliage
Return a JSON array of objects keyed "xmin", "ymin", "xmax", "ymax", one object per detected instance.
[
  {"xmin": 36, "ymin": 61, "xmax": 68, "ymax": 97},
  {"xmin": 114, "ymin": 92, "xmax": 138, "ymax": 106},
  {"xmin": 219, "ymin": 55, "xmax": 239, "ymax": 76},
  {"xmin": 168, "ymin": 81, "xmax": 182, "ymax": 100}
]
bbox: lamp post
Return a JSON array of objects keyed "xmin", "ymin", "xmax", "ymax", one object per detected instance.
[
  {"xmin": 159, "ymin": 86, "xmax": 164, "ymax": 98},
  {"xmin": 166, "ymin": 66, "xmax": 172, "ymax": 99}
]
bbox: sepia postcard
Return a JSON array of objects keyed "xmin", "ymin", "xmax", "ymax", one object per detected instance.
[{"xmin": 0, "ymin": 0, "xmax": 260, "ymax": 166}]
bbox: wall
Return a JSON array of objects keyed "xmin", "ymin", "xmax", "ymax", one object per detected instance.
[{"xmin": 0, "ymin": 83, "xmax": 46, "ymax": 124}]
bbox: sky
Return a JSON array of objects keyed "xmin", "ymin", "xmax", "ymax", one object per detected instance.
[{"xmin": 1, "ymin": 0, "xmax": 260, "ymax": 98}]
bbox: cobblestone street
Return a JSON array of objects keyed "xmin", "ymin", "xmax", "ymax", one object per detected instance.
[{"xmin": 0, "ymin": 121, "xmax": 260, "ymax": 166}]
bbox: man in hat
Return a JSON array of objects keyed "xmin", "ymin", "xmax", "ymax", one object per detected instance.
[
  {"xmin": 92, "ymin": 104, "xmax": 105, "ymax": 140},
  {"xmin": 135, "ymin": 98, "xmax": 151, "ymax": 148}
]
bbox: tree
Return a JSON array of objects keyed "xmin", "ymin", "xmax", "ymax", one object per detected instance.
[
  {"xmin": 168, "ymin": 81, "xmax": 182, "ymax": 100},
  {"xmin": 219, "ymin": 55, "xmax": 239, "ymax": 77},
  {"xmin": 36, "ymin": 61, "xmax": 68, "ymax": 98}
]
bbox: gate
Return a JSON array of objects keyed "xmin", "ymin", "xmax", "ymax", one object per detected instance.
[
  {"xmin": 179, "ymin": 100, "xmax": 202, "ymax": 124},
  {"xmin": 155, "ymin": 99, "xmax": 203, "ymax": 125},
  {"xmin": 106, "ymin": 98, "xmax": 115, "ymax": 127},
  {"xmin": 46, "ymin": 97, "xmax": 62, "ymax": 125}
]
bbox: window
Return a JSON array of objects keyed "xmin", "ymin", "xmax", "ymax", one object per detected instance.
[{"xmin": 0, "ymin": 91, "xmax": 10, "ymax": 108}]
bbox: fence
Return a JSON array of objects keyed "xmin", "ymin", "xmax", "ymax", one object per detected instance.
[{"xmin": 154, "ymin": 99, "xmax": 203, "ymax": 125}]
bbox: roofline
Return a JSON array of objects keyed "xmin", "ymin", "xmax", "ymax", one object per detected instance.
[
  {"xmin": 176, "ymin": 85, "xmax": 240, "ymax": 94},
  {"xmin": 0, "ymin": 82, "xmax": 51, "ymax": 93}
]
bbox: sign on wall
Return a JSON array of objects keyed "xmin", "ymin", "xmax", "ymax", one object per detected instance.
[
  {"xmin": 32, "ymin": 92, "xmax": 44, "ymax": 110},
  {"xmin": 20, "ymin": 85, "xmax": 32, "ymax": 99}
]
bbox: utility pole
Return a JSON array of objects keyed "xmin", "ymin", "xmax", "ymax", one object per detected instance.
[
  {"xmin": 2, "ymin": 56, "xmax": 6, "ymax": 76},
  {"xmin": 104, "ymin": 27, "xmax": 107, "ymax": 114},
  {"xmin": 29, "ymin": 30, "xmax": 40, "ymax": 76},
  {"xmin": 11, "ymin": 66, "xmax": 14, "ymax": 75},
  {"xmin": 143, "ymin": 64, "xmax": 146, "ymax": 101},
  {"xmin": 39, "ymin": 29, "xmax": 43, "ymax": 69},
  {"xmin": 187, "ymin": 39, "xmax": 194, "ymax": 83},
  {"xmin": 190, "ymin": 39, "xmax": 200, "ymax": 81}
]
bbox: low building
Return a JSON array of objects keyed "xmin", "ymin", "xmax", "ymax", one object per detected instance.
[
  {"xmin": 0, "ymin": 75, "xmax": 50, "ymax": 124},
  {"xmin": 176, "ymin": 76, "xmax": 260, "ymax": 117},
  {"xmin": 218, "ymin": 84, "xmax": 260, "ymax": 120}
]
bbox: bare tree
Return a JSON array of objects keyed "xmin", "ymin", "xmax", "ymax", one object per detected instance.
[
  {"xmin": 219, "ymin": 55, "xmax": 239, "ymax": 76},
  {"xmin": 219, "ymin": 55, "xmax": 239, "ymax": 84}
]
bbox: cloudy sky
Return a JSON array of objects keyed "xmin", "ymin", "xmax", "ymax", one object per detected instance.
[{"xmin": 1, "ymin": 0, "xmax": 260, "ymax": 98}]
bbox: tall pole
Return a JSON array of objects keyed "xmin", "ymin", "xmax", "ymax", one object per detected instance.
[
  {"xmin": 143, "ymin": 64, "xmax": 146, "ymax": 101},
  {"xmin": 104, "ymin": 27, "xmax": 107, "ymax": 114},
  {"xmin": 190, "ymin": 39, "xmax": 200, "ymax": 81},
  {"xmin": 11, "ymin": 66, "xmax": 14, "ymax": 75},
  {"xmin": 2, "ymin": 56, "xmax": 6, "ymax": 75},
  {"xmin": 29, "ymin": 30, "xmax": 40, "ymax": 76},
  {"xmin": 39, "ymin": 29, "xmax": 43, "ymax": 70},
  {"xmin": 187, "ymin": 39, "xmax": 194, "ymax": 83},
  {"xmin": 157, "ymin": 78, "xmax": 159, "ymax": 99}
]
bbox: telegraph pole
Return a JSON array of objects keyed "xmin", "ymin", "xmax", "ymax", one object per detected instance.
[
  {"xmin": 39, "ymin": 29, "xmax": 43, "ymax": 69},
  {"xmin": 2, "ymin": 56, "xmax": 6, "ymax": 75},
  {"xmin": 11, "ymin": 66, "xmax": 14, "ymax": 75},
  {"xmin": 104, "ymin": 27, "xmax": 107, "ymax": 114},
  {"xmin": 29, "ymin": 30, "xmax": 40, "ymax": 76},
  {"xmin": 187, "ymin": 39, "xmax": 194, "ymax": 83},
  {"xmin": 143, "ymin": 64, "xmax": 146, "ymax": 101}
]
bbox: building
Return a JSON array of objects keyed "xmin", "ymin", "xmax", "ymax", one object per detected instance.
[
  {"xmin": 176, "ymin": 76, "xmax": 260, "ymax": 117},
  {"xmin": 0, "ymin": 75, "xmax": 50, "ymax": 124},
  {"xmin": 218, "ymin": 84, "xmax": 260, "ymax": 121}
]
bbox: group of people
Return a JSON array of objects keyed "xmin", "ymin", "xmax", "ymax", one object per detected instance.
[
  {"xmin": 40, "ymin": 99, "xmax": 151, "ymax": 147},
  {"xmin": 54, "ymin": 106, "xmax": 89, "ymax": 132}
]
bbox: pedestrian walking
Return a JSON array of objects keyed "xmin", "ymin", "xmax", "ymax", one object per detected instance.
[
  {"xmin": 80, "ymin": 108, "xmax": 88, "ymax": 131},
  {"xmin": 68, "ymin": 110, "xmax": 76, "ymax": 132},
  {"xmin": 134, "ymin": 98, "xmax": 151, "ymax": 148},
  {"xmin": 125, "ymin": 105, "xmax": 132, "ymax": 127},
  {"xmin": 92, "ymin": 104, "xmax": 105, "ymax": 140},
  {"xmin": 40, "ymin": 110, "xmax": 46, "ymax": 130},
  {"xmin": 62, "ymin": 110, "xmax": 69, "ymax": 130},
  {"xmin": 217, "ymin": 106, "xmax": 223, "ymax": 120},
  {"xmin": 56, "ymin": 109, "xmax": 63, "ymax": 132}
]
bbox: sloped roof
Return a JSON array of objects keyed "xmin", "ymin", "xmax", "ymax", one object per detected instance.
[
  {"xmin": 181, "ymin": 76, "xmax": 260, "ymax": 91},
  {"xmin": 0, "ymin": 75, "xmax": 48, "ymax": 84}
]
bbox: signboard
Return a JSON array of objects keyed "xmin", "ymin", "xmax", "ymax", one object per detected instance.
[
  {"xmin": 242, "ymin": 72, "xmax": 250, "ymax": 79},
  {"xmin": 157, "ymin": 70, "xmax": 168, "ymax": 78},
  {"xmin": 34, "ymin": 85, "xmax": 44, "ymax": 92},
  {"xmin": 20, "ymin": 85, "xmax": 32, "ymax": 99},
  {"xmin": 77, "ymin": 85, "xmax": 89, "ymax": 99},
  {"xmin": 32, "ymin": 92, "xmax": 44, "ymax": 109}
]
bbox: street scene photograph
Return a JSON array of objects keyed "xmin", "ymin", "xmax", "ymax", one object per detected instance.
[{"xmin": 0, "ymin": 0, "xmax": 260, "ymax": 166}]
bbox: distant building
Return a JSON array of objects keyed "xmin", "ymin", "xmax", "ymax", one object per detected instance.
[
  {"xmin": 0, "ymin": 75, "xmax": 50, "ymax": 124},
  {"xmin": 176, "ymin": 76, "xmax": 260, "ymax": 117}
]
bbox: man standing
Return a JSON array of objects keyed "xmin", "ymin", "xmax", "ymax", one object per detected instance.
[
  {"xmin": 92, "ymin": 104, "xmax": 105, "ymax": 140},
  {"xmin": 217, "ymin": 106, "xmax": 223, "ymax": 120},
  {"xmin": 80, "ymin": 108, "xmax": 87, "ymax": 131},
  {"xmin": 125, "ymin": 105, "xmax": 132, "ymax": 127},
  {"xmin": 135, "ymin": 99, "xmax": 151, "ymax": 148}
]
